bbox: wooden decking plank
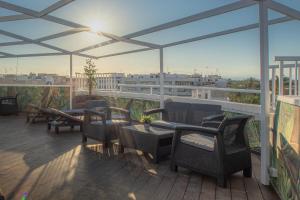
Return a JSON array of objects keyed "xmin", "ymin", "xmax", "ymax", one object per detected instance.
[
  {"xmin": 200, "ymin": 176, "xmax": 216, "ymax": 200},
  {"xmin": 183, "ymin": 174, "xmax": 202, "ymax": 200},
  {"xmin": 216, "ymin": 180, "xmax": 231, "ymax": 200},
  {"xmin": 166, "ymin": 173, "xmax": 190, "ymax": 200},
  {"xmin": 251, "ymin": 155, "xmax": 280, "ymax": 200},
  {"xmin": 230, "ymin": 172, "xmax": 247, "ymax": 200}
]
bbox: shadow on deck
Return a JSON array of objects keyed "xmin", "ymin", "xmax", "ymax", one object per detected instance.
[{"xmin": 0, "ymin": 116, "xmax": 279, "ymax": 200}]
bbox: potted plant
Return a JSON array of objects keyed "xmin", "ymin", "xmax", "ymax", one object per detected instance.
[
  {"xmin": 83, "ymin": 58, "xmax": 97, "ymax": 96},
  {"xmin": 140, "ymin": 115, "xmax": 153, "ymax": 130}
]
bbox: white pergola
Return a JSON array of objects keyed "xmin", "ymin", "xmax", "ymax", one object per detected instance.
[{"xmin": 1, "ymin": 0, "xmax": 300, "ymax": 185}]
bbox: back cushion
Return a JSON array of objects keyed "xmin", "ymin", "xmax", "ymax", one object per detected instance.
[
  {"xmin": 188, "ymin": 104, "xmax": 222, "ymax": 125},
  {"xmin": 163, "ymin": 102, "xmax": 190, "ymax": 123},
  {"xmin": 85, "ymin": 100, "xmax": 108, "ymax": 109}
]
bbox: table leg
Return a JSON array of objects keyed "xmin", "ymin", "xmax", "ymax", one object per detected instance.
[{"xmin": 118, "ymin": 144, "xmax": 124, "ymax": 153}]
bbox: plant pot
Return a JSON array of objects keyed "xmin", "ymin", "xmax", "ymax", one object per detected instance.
[{"xmin": 144, "ymin": 123, "xmax": 150, "ymax": 131}]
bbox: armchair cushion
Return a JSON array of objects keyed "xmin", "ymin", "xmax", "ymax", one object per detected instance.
[{"xmin": 181, "ymin": 133, "xmax": 215, "ymax": 152}]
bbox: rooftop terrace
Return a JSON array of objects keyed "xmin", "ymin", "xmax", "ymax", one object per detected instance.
[{"xmin": 0, "ymin": 115, "xmax": 278, "ymax": 200}]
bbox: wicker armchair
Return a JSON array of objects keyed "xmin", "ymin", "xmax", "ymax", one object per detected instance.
[
  {"xmin": 170, "ymin": 115, "xmax": 252, "ymax": 187},
  {"xmin": 82, "ymin": 106, "xmax": 132, "ymax": 148},
  {"xmin": 0, "ymin": 95, "xmax": 18, "ymax": 115}
]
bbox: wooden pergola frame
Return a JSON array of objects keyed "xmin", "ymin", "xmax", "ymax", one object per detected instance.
[{"xmin": 1, "ymin": 0, "xmax": 300, "ymax": 186}]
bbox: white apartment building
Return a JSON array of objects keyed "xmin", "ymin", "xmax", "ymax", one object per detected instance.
[
  {"xmin": 75, "ymin": 72, "xmax": 226, "ymax": 98},
  {"xmin": 121, "ymin": 73, "xmax": 223, "ymax": 96},
  {"xmin": 75, "ymin": 73, "xmax": 125, "ymax": 90}
]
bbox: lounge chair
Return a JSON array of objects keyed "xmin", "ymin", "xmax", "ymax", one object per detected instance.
[
  {"xmin": 47, "ymin": 108, "xmax": 83, "ymax": 134},
  {"xmin": 26, "ymin": 104, "xmax": 53, "ymax": 123},
  {"xmin": 170, "ymin": 115, "xmax": 252, "ymax": 187}
]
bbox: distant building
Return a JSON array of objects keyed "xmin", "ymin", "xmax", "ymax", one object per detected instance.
[{"xmin": 75, "ymin": 73, "xmax": 125, "ymax": 90}]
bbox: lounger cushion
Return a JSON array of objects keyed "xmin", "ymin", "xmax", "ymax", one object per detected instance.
[
  {"xmin": 181, "ymin": 133, "xmax": 215, "ymax": 152},
  {"xmin": 150, "ymin": 120, "xmax": 187, "ymax": 129}
]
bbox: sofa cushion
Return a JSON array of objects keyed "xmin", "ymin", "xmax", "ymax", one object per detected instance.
[
  {"xmin": 188, "ymin": 104, "xmax": 222, "ymax": 125},
  {"xmin": 181, "ymin": 133, "xmax": 215, "ymax": 152},
  {"xmin": 163, "ymin": 101, "xmax": 190, "ymax": 123},
  {"xmin": 150, "ymin": 120, "xmax": 187, "ymax": 129}
]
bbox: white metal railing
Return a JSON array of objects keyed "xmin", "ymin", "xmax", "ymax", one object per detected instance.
[
  {"xmin": 74, "ymin": 81, "xmax": 262, "ymax": 118},
  {"xmin": 270, "ymin": 57, "xmax": 300, "ymax": 110},
  {"xmin": 0, "ymin": 83, "xmax": 71, "ymax": 87}
]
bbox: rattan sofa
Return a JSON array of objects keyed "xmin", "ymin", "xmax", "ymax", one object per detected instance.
[{"xmin": 144, "ymin": 100, "xmax": 225, "ymax": 129}]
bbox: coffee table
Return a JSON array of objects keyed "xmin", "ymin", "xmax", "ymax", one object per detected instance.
[{"xmin": 119, "ymin": 124, "xmax": 174, "ymax": 163}]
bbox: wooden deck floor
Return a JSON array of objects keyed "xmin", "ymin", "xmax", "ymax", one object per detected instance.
[{"xmin": 0, "ymin": 116, "xmax": 279, "ymax": 200}]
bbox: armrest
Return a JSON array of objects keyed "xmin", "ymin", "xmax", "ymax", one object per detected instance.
[
  {"xmin": 201, "ymin": 121, "xmax": 222, "ymax": 128},
  {"xmin": 175, "ymin": 125, "xmax": 219, "ymax": 136},
  {"xmin": 84, "ymin": 109, "xmax": 106, "ymax": 119},
  {"xmin": 109, "ymin": 106, "xmax": 131, "ymax": 121},
  {"xmin": 143, "ymin": 108, "xmax": 165, "ymax": 115},
  {"xmin": 0, "ymin": 97, "xmax": 17, "ymax": 101},
  {"xmin": 109, "ymin": 107, "xmax": 129, "ymax": 114},
  {"xmin": 202, "ymin": 114, "xmax": 225, "ymax": 122}
]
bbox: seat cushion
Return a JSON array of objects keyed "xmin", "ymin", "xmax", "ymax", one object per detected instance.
[
  {"xmin": 150, "ymin": 120, "xmax": 187, "ymax": 129},
  {"xmin": 181, "ymin": 133, "xmax": 215, "ymax": 152}
]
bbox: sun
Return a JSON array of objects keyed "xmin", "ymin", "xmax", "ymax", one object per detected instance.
[{"xmin": 89, "ymin": 21, "xmax": 105, "ymax": 33}]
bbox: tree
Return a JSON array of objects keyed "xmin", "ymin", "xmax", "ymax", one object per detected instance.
[{"xmin": 84, "ymin": 59, "xmax": 97, "ymax": 95}]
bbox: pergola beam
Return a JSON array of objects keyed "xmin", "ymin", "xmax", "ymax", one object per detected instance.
[
  {"xmin": 97, "ymin": 48, "xmax": 153, "ymax": 59},
  {"xmin": 0, "ymin": 52, "xmax": 68, "ymax": 58},
  {"xmin": 0, "ymin": 1, "xmax": 160, "ymax": 51},
  {"xmin": 267, "ymin": 0, "xmax": 300, "ymax": 21},
  {"xmin": 0, "ymin": 51, "xmax": 15, "ymax": 56},
  {"xmin": 269, "ymin": 64, "xmax": 300, "ymax": 68},
  {"xmin": 99, "ymin": 32, "xmax": 161, "ymax": 49},
  {"xmin": 162, "ymin": 16, "xmax": 291, "ymax": 48},
  {"xmin": 94, "ymin": 16, "xmax": 290, "ymax": 59},
  {"xmin": 0, "ymin": 29, "xmax": 69, "ymax": 53},
  {"xmin": 275, "ymin": 56, "xmax": 300, "ymax": 61},
  {"xmin": 0, "ymin": 14, "xmax": 33, "ymax": 22},
  {"xmin": 39, "ymin": 0, "xmax": 74, "ymax": 17},
  {"xmin": 0, "ymin": 28, "xmax": 89, "ymax": 47},
  {"xmin": 0, "ymin": 29, "xmax": 97, "ymax": 59},
  {"xmin": 75, "ymin": 0, "xmax": 257, "ymax": 53}
]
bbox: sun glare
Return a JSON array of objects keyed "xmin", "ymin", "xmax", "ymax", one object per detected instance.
[{"xmin": 89, "ymin": 21, "xmax": 105, "ymax": 33}]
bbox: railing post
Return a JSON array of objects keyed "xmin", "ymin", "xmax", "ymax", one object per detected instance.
[
  {"xmin": 298, "ymin": 61, "xmax": 300, "ymax": 95},
  {"xmin": 159, "ymin": 48, "xmax": 164, "ymax": 109},
  {"xmin": 294, "ymin": 61, "xmax": 298, "ymax": 95},
  {"xmin": 150, "ymin": 86, "xmax": 153, "ymax": 95},
  {"xmin": 289, "ymin": 67, "xmax": 292, "ymax": 95},
  {"xmin": 279, "ymin": 61, "xmax": 284, "ymax": 95},
  {"xmin": 69, "ymin": 54, "xmax": 73, "ymax": 109},
  {"xmin": 259, "ymin": 0, "xmax": 270, "ymax": 185},
  {"xmin": 271, "ymin": 68, "xmax": 276, "ymax": 110}
]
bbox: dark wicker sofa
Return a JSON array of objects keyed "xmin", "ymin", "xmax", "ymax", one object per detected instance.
[{"xmin": 144, "ymin": 100, "xmax": 225, "ymax": 129}]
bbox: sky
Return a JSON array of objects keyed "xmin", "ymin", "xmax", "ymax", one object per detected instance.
[{"xmin": 0, "ymin": 0, "xmax": 300, "ymax": 79}]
